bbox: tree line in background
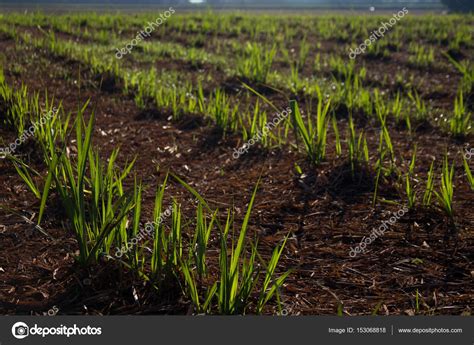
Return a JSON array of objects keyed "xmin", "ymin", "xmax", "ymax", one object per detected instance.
[
  {"xmin": 3, "ymin": 0, "xmax": 473, "ymax": 11},
  {"xmin": 441, "ymin": 0, "xmax": 474, "ymax": 11}
]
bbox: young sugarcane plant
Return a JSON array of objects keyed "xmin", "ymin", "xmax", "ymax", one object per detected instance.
[
  {"xmin": 434, "ymin": 155, "xmax": 455, "ymax": 225},
  {"xmin": 241, "ymin": 82, "xmax": 292, "ymax": 148},
  {"xmin": 290, "ymin": 62, "xmax": 302, "ymax": 93},
  {"xmin": 207, "ymin": 89, "xmax": 238, "ymax": 132},
  {"xmin": 237, "ymin": 43, "xmax": 276, "ymax": 83},
  {"xmin": 408, "ymin": 90, "xmax": 428, "ymax": 124},
  {"xmin": 422, "ymin": 161, "xmax": 435, "ymax": 206},
  {"xmin": 255, "ymin": 235, "xmax": 291, "ymax": 314},
  {"xmin": 150, "ymin": 197, "xmax": 183, "ymax": 286},
  {"xmin": 179, "ymin": 203, "xmax": 217, "ymax": 310},
  {"xmin": 290, "ymin": 87, "xmax": 331, "ymax": 165},
  {"xmin": 241, "ymin": 100, "xmax": 271, "ymax": 147},
  {"xmin": 391, "ymin": 91, "xmax": 411, "ymax": 132},
  {"xmin": 405, "ymin": 149, "xmax": 417, "ymax": 210},
  {"xmin": 297, "ymin": 36, "xmax": 310, "ymax": 71},
  {"xmin": 444, "ymin": 53, "xmax": 473, "ymax": 96},
  {"xmin": 463, "ymin": 156, "xmax": 474, "ymax": 190},
  {"xmin": 180, "ymin": 259, "xmax": 217, "ymax": 315},
  {"xmin": 10, "ymin": 156, "xmax": 42, "ymax": 199},
  {"xmin": 192, "ymin": 202, "xmax": 217, "ymax": 278},
  {"xmin": 372, "ymin": 145, "xmax": 386, "ymax": 207},
  {"xmin": 215, "ymin": 184, "xmax": 289, "ymax": 315},
  {"xmin": 376, "ymin": 105, "xmax": 395, "ymax": 165},
  {"xmin": 449, "ymin": 90, "xmax": 471, "ymax": 139},
  {"xmin": 139, "ymin": 175, "xmax": 170, "ymax": 284},
  {"xmin": 372, "ymin": 129, "xmax": 395, "ymax": 206},
  {"xmin": 172, "ymin": 177, "xmax": 290, "ymax": 315},
  {"xmin": 347, "ymin": 115, "xmax": 369, "ymax": 178},
  {"xmin": 42, "ymin": 110, "xmax": 136, "ymax": 266},
  {"xmin": 332, "ymin": 115, "xmax": 342, "ymax": 157}
]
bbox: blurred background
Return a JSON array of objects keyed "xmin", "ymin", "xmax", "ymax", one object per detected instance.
[{"xmin": 1, "ymin": 0, "xmax": 473, "ymax": 12}]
